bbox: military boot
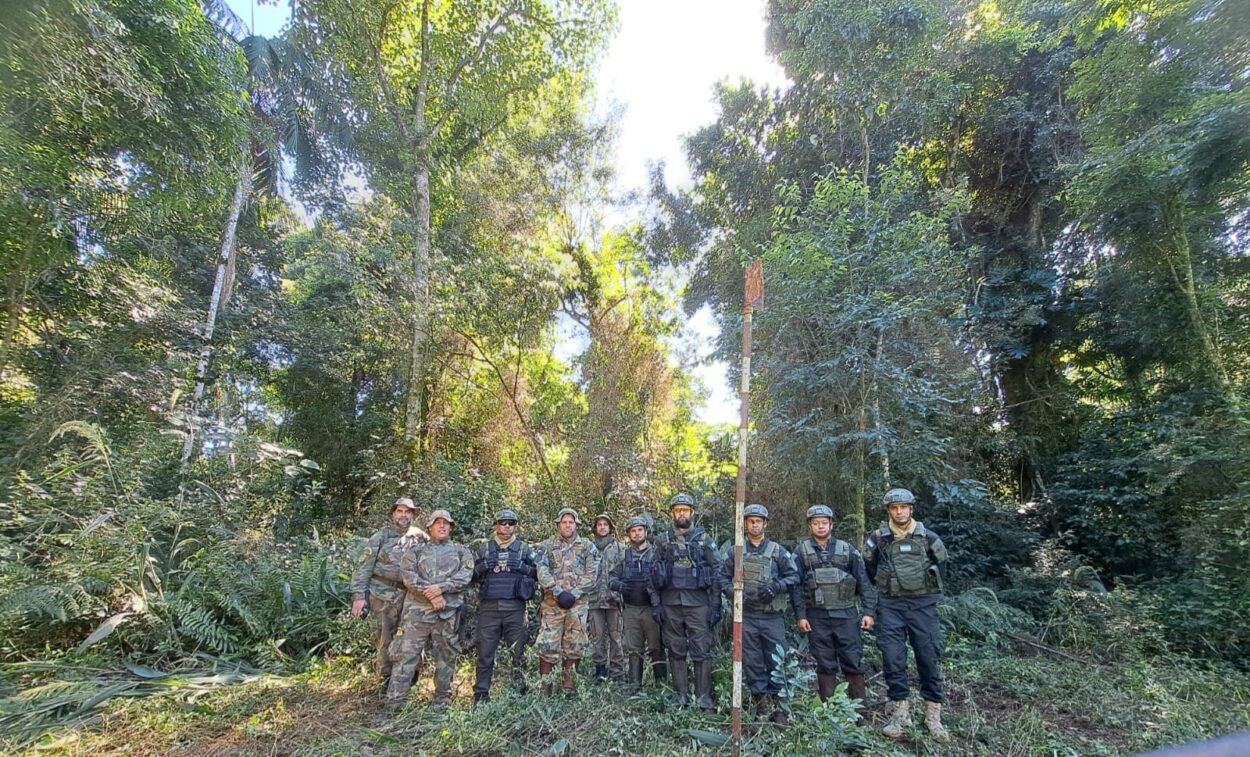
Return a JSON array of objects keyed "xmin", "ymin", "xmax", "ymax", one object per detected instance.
[
  {"xmin": 670, "ymin": 655, "xmax": 690, "ymax": 706},
  {"xmin": 472, "ymin": 691, "xmax": 489, "ymax": 706},
  {"xmin": 562, "ymin": 659, "xmax": 578, "ymax": 695},
  {"xmin": 650, "ymin": 654, "xmax": 668, "ymax": 685},
  {"xmin": 694, "ymin": 660, "xmax": 715, "ymax": 710},
  {"xmin": 539, "ymin": 659, "xmax": 555, "ymax": 695},
  {"xmin": 627, "ymin": 656, "xmax": 644, "ymax": 688},
  {"xmin": 924, "ymin": 700, "xmax": 951, "ymax": 743},
  {"xmin": 846, "ymin": 673, "xmax": 868, "ymax": 720},
  {"xmin": 816, "ymin": 672, "xmax": 838, "ymax": 702},
  {"xmin": 883, "ymin": 699, "xmax": 910, "ymax": 740}
]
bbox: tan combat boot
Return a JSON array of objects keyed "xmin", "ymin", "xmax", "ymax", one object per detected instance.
[
  {"xmin": 924, "ymin": 700, "xmax": 951, "ymax": 743},
  {"xmin": 882, "ymin": 699, "xmax": 910, "ymax": 740}
]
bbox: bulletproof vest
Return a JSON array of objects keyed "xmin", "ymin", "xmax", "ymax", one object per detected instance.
[
  {"xmin": 480, "ymin": 541, "xmax": 532, "ymax": 601},
  {"xmin": 798, "ymin": 539, "xmax": 858, "ymax": 610},
  {"xmin": 876, "ymin": 523, "xmax": 941, "ymax": 596},
  {"xmin": 742, "ymin": 541, "xmax": 788, "ymax": 612},
  {"xmin": 621, "ymin": 546, "xmax": 652, "ymax": 605},
  {"xmin": 664, "ymin": 529, "xmax": 713, "ymax": 590}
]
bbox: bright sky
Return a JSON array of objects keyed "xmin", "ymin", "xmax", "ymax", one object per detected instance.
[{"xmin": 226, "ymin": 0, "xmax": 788, "ymax": 426}]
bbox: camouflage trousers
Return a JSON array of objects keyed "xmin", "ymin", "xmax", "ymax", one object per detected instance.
[
  {"xmin": 536, "ymin": 598, "xmax": 590, "ymax": 664},
  {"xmin": 588, "ymin": 606, "xmax": 624, "ymax": 676},
  {"xmin": 386, "ymin": 605, "xmax": 460, "ymax": 702},
  {"xmin": 369, "ymin": 593, "xmax": 404, "ymax": 681}
]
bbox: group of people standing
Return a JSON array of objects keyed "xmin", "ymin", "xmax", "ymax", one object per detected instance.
[{"xmin": 349, "ymin": 488, "xmax": 951, "ymax": 743}]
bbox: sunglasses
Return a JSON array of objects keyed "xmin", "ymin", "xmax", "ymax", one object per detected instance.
[{"xmin": 497, "ymin": 520, "xmax": 517, "ymax": 527}]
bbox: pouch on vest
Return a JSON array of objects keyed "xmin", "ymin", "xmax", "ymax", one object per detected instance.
[
  {"xmin": 888, "ymin": 540, "xmax": 931, "ymax": 594},
  {"xmin": 742, "ymin": 543, "xmax": 787, "ymax": 612},
  {"xmin": 810, "ymin": 566, "xmax": 857, "ymax": 608}
]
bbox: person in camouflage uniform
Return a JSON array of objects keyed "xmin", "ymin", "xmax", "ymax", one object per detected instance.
[
  {"xmin": 470, "ymin": 507, "xmax": 538, "ymax": 704},
  {"xmin": 534, "ymin": 508, "xmax": 600, "ymax": 694},
  {"xmin": 609, "ymin": 515, "xmax": 666, "ymax": 689},
  {"xmin": 652, "ymin": 493, "xmax": 723, "ymax": 710},
  {"xmin": 386, "ymin": 509, "xmax": 474, "ymax": 705},
  {"xmin": 587, "ymin": 513, "xmax": 626, "ymax": 681},
  {"xmin": 350, "ymin": 497, "xmax": 422, "ymax": 686},
  {"xmin": 719, "ymin": 503, "xmax": 801, "ymax": 724}
]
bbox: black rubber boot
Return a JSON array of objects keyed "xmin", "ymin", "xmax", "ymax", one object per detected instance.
[
  {"xmin": 817, "ymin": 672, "xmax": 838, "ymax": 702},
  {"xmin": 628, "ymin": 656, "xmax": 644, "ymax": 688},
  {"xmin": 694, "ymin": 660, "xmax": 715, "ymax": 710},
  {"xmin": 670, "ymin": 655, "xmax": 690, "ymax": 706},
  {"xmin": 651, "ymin": 653, "xmax": 668, "ymax": 685}
]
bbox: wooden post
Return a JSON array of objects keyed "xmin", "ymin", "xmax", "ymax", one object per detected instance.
[{"xmin": 732, "ymin": 259, "xmax": 763, "ymax": 751}]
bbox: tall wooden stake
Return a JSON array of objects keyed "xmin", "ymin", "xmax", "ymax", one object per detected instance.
[{"xmin": 732, "ymin": 259, "xmax": 763, "ymax": 751}]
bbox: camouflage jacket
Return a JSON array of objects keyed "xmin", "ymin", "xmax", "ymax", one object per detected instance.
[
  {"xmin": 399, "ymin": 539, "xmax": 474, "ymax": 619},
  {"xmin": 350, "ymin": 526, "xmax": 421, "ymax": 604},
  {"xmin": 536, "ymin": 534, "xmax": 600, "ymax": 604},
  {"xmin": 586, "ymin": 535, "xmax": 626, "ymax": 609}
]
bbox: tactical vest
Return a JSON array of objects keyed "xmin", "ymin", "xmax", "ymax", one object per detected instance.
[
  {"xmin": 742, "ymin": 541, "xmax": 788, "ymax": 613},
  {"xmin": 798, "ymin": 539, "xmax": 858, "ymax": 610},
  {"xmin": 621, "ymin": 547, "xmax": 652, "ymax": 605},
  {"xmin": 480, "ymin": 541, "xmax": 535, "ymax": 601},
  {"xmin": 663, "ymin": 529, "xmax": 713, "ymax": 590},
  {"xmin": 875, "ymin": 523, "xmax": 942, "ymax": 597}
]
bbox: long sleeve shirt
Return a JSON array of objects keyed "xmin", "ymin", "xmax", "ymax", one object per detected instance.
[{"xmin": 719, "ymin": 537, "xmax": 801, "ymax": 615}]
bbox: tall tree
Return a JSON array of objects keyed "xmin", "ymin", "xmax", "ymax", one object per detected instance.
[{"xmin": 288, "ymin": 0, "xmax": 615, "ymax": 453}]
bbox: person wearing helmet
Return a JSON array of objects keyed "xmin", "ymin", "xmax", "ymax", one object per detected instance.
[
  {"xmin": 652, "ymin": 493, "xmax": 722, "ymax": 710},
  {"xmin": 863, "ymin": 487, "xmax": 950, "ymax": 743},
  {"xmin": 386, "ymin": 509, "xmax": 474, "ymax": 706},
  {"xmin": 609, "ymin": 515, "xmax": 666, "ymax": 689},
  {"xmin": 534, "ymin": 508, "xmax": 600, "ymax": 694},
  {"xmin": 719, "ymin": 503, "xmax": 800, "ymax": 724},
  {"xmin": 470, "ymin": 508, "xmax": 539, "ymax": 704},
  {"xmin": 794, "ymin": 504, "xmax": 877, "ymax": 719},
  {"xmin": 586, "ymin": 513, "xmax": 626, "ymax": 682},
  {"xmin": 350, "ymin": 496, "xmax": 423, "ymax": 688}
]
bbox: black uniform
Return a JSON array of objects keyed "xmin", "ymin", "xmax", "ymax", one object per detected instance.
[
  {"xmin": 793, "ymin": 537, "xmax": 877, "ymax": 676},
  {"xmin": 652, "ymin": 525, "xmax": 722, "ymax": 707},
  {"xmin": 720, "ymin": 538, "xmax": 801, "ymax": 695},
  {"xmin": 471, "ymin": 537, "xmax": 538, "ymax": 702},
  {"xmin": 863, "ymin": 521, "xmax": 948, "ymax": 704}
]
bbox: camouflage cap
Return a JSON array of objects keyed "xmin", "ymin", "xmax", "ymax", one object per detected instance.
[
  {"xmin": 593, "ymin": 512, "xmax": 615, "ymax": 530},
  {"xmin": 426, "ymin": 508, "xmax": 455, "ymax": 527},
  {"xmin": 554, "ymin": 507, "xmax": 582, "ymax": 525},
  {"xmin": 626, "ymin": 516, "xmax": 649, "ymax": 531},
  {"xmin": 391, "ymin": 496, "xmax": 416, "ymax": 511}
]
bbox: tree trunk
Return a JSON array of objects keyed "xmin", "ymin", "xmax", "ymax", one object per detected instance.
[
  {"xmin": 180, "ymin": 160, "xmax": 249, "ymax": 473},
  {"xmin": 404, "ymin": 162, "xmax": 432, "ymax": 448}
]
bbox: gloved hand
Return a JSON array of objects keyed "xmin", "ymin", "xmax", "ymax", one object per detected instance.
[
  {"xmin": 651, "ymin": 605, "xmax": 666, "ymax": 625},
  {"xmin": 557, "ymin": 591, "xmax": 577, "ymax": 609},
  {"xmin": 710, "ymin": 600, "xmax": 723, "ymax": 626},
  {"xmin": 757, "ymin": 580, "xmax": 781, "ymax": 602},
  {"xmin": 472, "ymin": 560, "xmax": 490, "ymax": 580},
  {"xmin": 609, "ymin": 578, "xmax": 624, "ymax": 594}
]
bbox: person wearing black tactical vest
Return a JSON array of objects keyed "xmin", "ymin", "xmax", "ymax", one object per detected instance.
[
  {"xmin": 793, "ymin": 504, "xmax": 877, "ymax": 718},
  {"xmin": 651, "ymin": 493, "xmax": 723, "ymax": 710},
  {"xmin": 609, "ymin": 516, "xmax": 667, "ymax": 689},
  {"xmin": 863, "ymin": 488, "xmax": 951, "ymax": 743},
  {"xmin": 470, "ymin": 508, "xmax": 539, "ymax": 705},
  {"xmin": 719, "ymin": 503, "xmax": 801, "ymax": 724}
]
